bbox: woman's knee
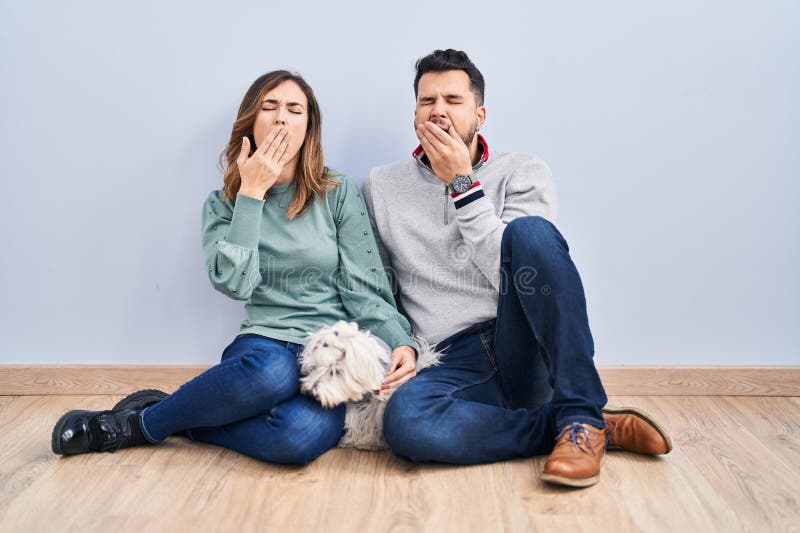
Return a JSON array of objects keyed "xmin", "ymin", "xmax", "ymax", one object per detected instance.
[
  {"xmin": 267, "ymin": 397, "xmax": 345, "ymax": 465},
  {"xmin": 229, "ymin": 342, "xmax": 301, "ymax": 405}
]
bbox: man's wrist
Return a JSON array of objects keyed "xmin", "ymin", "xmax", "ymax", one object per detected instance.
[
  {"xmin": 450, "ymin": 167, "xmax": 473, "ymax": 183},
  {"xmin": 447, "ymin": 172, "xmax": 477, "ymax": 194},
  {"xmin": 450, "ymin": 179, "xmax": 485, "ymax": 209},
  {"xmin": 436, "ymin": 166, "xmax": 473, "ymax": 185}
]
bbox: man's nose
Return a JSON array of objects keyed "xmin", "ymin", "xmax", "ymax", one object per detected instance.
[{"xmin": 430, "ymin": 100, "xmax": 447, "ymax": 119}]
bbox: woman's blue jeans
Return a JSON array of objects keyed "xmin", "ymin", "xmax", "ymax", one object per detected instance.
[
  {"xmin": 382, "ymin": 216, "xmax": 608, "ymax": 465},
  {"xmin": 138, "ymin": 334, "xmax": 345, "ymax": 465}
]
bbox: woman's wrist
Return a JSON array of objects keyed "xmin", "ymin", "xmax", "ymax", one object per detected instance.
[
  {"xmin": 394, "ymin": 343, "xmax": 418, "ymax": 360},
  {"xmin": 238, "ymin": 187, "xmax": 267, "ymax": 200}
]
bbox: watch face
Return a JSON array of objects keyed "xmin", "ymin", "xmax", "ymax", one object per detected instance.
[{"xmin": 452, "ymin": 175, "xmax": 472, "ymax": 193}]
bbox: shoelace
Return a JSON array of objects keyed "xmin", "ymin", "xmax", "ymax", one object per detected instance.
[
  {"xmin": 605, "ymin": 422, "xmax": 617, "ymax": 448},
  {"xmin": 556, "ymin": 422, "xmax": 600, "ymax": 456}
]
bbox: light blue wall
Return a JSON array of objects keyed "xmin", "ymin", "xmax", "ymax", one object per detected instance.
[{"xmin": 1, "ymin": 1, "xmax": 797, "ymax": 365}]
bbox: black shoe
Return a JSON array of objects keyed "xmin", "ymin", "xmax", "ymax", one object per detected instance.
[
  {"xmin": 112, "ymin": 389, "xmax": 169, "ymax": 412},
  {"xmin": 51, "ymin": 408, "xmax": 149, "ymax": 456},
  {"xmin": 113, "ymin": 388, "xmax": 189, "ymax": 439}
]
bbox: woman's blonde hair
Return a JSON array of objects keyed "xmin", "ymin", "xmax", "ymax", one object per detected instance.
[{"xmin": 219, "ymin": 70, "xmax": 338, "ymax": 219}]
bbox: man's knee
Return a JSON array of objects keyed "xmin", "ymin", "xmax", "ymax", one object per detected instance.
[
  {"xmin": 503, "ymin": 215, "xmax": 555, "ymax": 241},
  {"xmin": 501, "ymin": 215, "xmax": 566, "ymax": 255},
  {"xmin": 382, "ymin": 381, "xmax": 468, "ymax": 463},
  {"xmin": 382, "ymin": 382, "xmax": 437, "ymax": 462},
  {"xmin": 382, "ymin": 383, "xmax": 419, "ymax": 445}
]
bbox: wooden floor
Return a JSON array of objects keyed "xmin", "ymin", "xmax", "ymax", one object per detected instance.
[{"xmin": 0, "ymin": 395, "xmax": 798, "ymax": 532}]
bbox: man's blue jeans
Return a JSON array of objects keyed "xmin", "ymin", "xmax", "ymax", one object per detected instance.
[
  {"xmin": 138, "ymin": 334, "xmax": 345, "ymax": 465},
  {"xmin": 383, "ymin": 216, "xmax": 608, "ymax": 464}
]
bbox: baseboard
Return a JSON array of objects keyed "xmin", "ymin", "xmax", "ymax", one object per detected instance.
[
  {"xmin": 598, "ymin": 366, "xmax": 799, "ymax": 396},
  {"xmin": 0, "ymin": 365, "xmax": 798, "ymax": 397}
]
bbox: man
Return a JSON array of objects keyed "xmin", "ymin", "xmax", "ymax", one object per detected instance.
[{"xmin": 362, "ymin": 49, "xmax": 671, "ymax": 488}]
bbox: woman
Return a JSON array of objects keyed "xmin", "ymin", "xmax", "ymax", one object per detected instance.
[{"xmin": 51, "ymin": 71, "xmax": 418, "ymax": 465}]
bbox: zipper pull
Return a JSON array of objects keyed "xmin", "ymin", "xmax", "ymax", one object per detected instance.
[{"xmin": 443, "ymin": 185, "xmax": 449, "ymax": 225}]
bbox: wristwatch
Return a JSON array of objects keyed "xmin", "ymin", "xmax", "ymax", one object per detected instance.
[{"xmin": 448, "ymin": 173, "xmax": 474, "ymax": 194}]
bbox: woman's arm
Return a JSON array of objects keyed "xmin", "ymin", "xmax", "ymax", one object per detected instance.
[
  {"xmin": 201, "ymin": 191, "xmax": 264, "ymax": 300},
  {"xmin": 331, "ymin": 177, "xmax": 416, "ymax": 356}
]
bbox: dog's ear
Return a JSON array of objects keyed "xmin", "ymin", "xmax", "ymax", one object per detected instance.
[
  {"xmin": 330, "ymin": 320, "xmax": 347, "ymax": 333},
  {"xmin": 332, "ymin": 321, "xmax": 356, "ymax": 338},
  {"xmin": 299, "ymin": 326, "xmax": 332, "ymax": 372}
]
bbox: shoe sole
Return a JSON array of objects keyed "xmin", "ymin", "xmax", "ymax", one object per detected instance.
[
  {"xmin": 540, "ymin": 471, "xmax": 600, "ymax": 488},
  {"xmin": 541, "ymin": 453, "xmax": 606, "ymax": 488},
  {"xmin": 112, "ymin": 389, "xmax": 168, "ymax": 412},
  {"xmin": 51, "ymin": 409, "xmax": 93, "ymax": 455},
  {"xmin": 602, "ymin": 405, "xmax": 673, "ymax": 454}
]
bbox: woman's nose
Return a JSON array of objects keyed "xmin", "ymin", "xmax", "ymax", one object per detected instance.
[{"xmin": 274, "ymin": 108, "xmax": 287, "ymax": 125}]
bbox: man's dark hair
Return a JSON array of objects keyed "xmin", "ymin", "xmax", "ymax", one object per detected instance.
[{"xmin": 414, "ymin": 49, "xmax": 485, "ymax": 105}]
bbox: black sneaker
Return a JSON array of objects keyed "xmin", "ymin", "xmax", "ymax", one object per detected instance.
[
  {"xmin": 112, "ymin": 389, "xmax": 169, "ymax": 412},
  {"xmin": 51, "ymin": 408, "xmax": 149, "ymax": 456}
]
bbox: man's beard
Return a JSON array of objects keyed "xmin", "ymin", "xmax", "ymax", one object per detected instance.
[{"xmin": 461, "ymin": 117, "xmax": 479, "ymax": 147}]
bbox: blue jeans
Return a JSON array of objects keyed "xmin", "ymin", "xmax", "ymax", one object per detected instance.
[
  {"xmin": 382, "ymin": 216, "xmax": 608, "ymax": 464},
  {"xmin": 139, "ymin": 334, "xmax": 345, "ymax": 465}
]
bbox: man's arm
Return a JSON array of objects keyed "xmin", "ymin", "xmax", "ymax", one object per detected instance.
[
  {"xmin": 414, "ymin": 121, "xmax": 558, "ymax": 291},
  {"xmin": 453, "ymin": 157, "xmax": 558, "ymax": 290}
]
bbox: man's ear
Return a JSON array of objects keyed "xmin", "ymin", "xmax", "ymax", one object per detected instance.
[{"xmin": 476, "ymin": 104, "xmax": 487, "ymax": 130}]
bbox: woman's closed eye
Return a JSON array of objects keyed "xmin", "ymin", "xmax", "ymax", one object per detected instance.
[{"xmin": 261, "ymin": 106, "xmax": 303, "ymax": 115}]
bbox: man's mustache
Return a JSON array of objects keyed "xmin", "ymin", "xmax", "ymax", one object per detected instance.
[{"xmin": 429, "ymin": 118, "xmax": 451, "ymax": 129}]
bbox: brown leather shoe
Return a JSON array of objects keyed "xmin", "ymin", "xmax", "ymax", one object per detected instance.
[
  {"xmin": 541, "ymin": 422, "xmax": 606, "ymax": 488},
  {"xmin": 602, "ymin": 406, "xmax": 672, "ymax": 455}
]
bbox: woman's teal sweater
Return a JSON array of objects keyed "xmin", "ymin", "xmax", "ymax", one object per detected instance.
[{"xmin": 201, "ymin": 174, "xmax": 414, "ymax": 351}]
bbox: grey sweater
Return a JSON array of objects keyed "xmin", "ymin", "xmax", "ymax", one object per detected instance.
[{"xmin": 362, "ymin": 138, "xmax": 558, "ymax": 345}]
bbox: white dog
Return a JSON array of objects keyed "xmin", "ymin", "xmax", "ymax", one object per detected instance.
[{"xmin": 298, "ymin": 320, "xmax": 444, "ymax": 450}]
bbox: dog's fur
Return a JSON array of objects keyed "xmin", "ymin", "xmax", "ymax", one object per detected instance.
[{"xmin": 298, "ymin": 321, "xmax": 444, "ymax": 450}]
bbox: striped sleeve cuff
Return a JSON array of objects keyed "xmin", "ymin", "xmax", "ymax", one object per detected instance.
[{"xmin": 451, "ymin": 181, "xmax": 484, "ymax": 209}]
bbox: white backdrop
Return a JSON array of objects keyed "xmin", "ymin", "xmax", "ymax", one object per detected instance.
[{"xmin": 1, "ymin": 1, "xmax": 797, "ymax": 365}]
